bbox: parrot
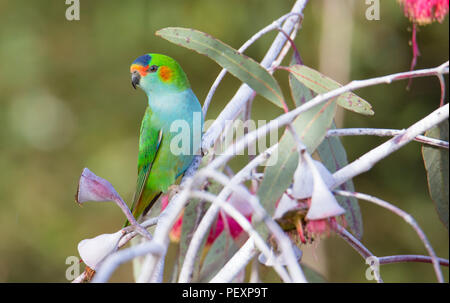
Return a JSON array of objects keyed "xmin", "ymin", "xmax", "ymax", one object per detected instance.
[{"xmin": 124, "ymin": 53, "xmax": 203, "ymax": 226}]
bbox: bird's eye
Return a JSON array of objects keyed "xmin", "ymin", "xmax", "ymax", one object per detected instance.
[{"xmin": 148, "ymin": 65, "xmax": 158, "ymax": 72}]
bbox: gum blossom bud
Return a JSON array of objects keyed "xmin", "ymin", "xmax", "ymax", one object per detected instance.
[
  {"xmin": 77, "ymin": 231, "xmax": 124, "ymax": 270},
  {"xmin": 292, "ymin": 155, "xmax": 334, "ymax": 200},
  {"xmin": 76, "ymin": 168, "xmax": 122, "ymax": 204},
  {"xmin": 304, "ymin": 155, "xmax": 345, "ymax": 220}
]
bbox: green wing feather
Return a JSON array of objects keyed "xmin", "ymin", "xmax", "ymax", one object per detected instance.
[{"xmin": 124, "ymin": 107, "xmax": 163, "ymax": 227}]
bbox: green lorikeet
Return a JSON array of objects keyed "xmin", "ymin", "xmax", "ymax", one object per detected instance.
[{"xmin": 124, "ymin": 54, "xmax": 203, "ymax": 226}]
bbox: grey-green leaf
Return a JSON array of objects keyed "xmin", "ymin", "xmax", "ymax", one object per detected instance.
[
  {"xmin": 288, "ymin": 65, "xmax": 374, "ymax": 116},
  {"xmin": 178, "ymin": 197, "xmax": 209, "ymax": 281},
  {"xmin": 302, "ymin": 264, "xmax": 327, "ymax": 282},
  {"xmin": 317, "ymin": 123, "xmax": 364, "ymax": 239},
  {"xmin": 178, "ymin": 179, "xmax": 221, "ymax": 281},
  {"xmin": 156, "ymin": 27, "xmax": 285, "ymax": 108},
  {"xmin": 198, "ymin": 232, "xmax": 239, "ymax": 282},
  {"xmin": 422, "ymin": 120, "xmax": 449, "ymax": 230}
]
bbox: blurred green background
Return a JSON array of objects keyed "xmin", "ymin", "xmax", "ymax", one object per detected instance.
[{"xmin": 0, "ymin": 0, "xmax": 448, "ymax": 282}]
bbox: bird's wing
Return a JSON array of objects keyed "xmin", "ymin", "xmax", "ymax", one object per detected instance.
[{"xmin": 129, "ymin": 108, "xmax": 163, "ymax": 220}]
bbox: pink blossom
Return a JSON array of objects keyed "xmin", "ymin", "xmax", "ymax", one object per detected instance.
[
  {"xmin": 161, "ymin": 195, "xmax": 184, "ymax": 243},
  {"xmin": 161, "ymin": 193, "xmax": 252, "ymax": 245},
  {"xmin": 398, "ymin": 0, "xmax": 449, "ymax": 25}
]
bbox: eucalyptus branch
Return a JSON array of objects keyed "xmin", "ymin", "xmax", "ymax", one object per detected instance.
[
  {"xmin": 189, "ymin": 190, "xmax": 294, "ymax": 283},
  {"xmin": 379, "ymin": 255, "xmax": 449, "ymax": 267},
  {"xmin": 333, "ymin": 103, "xmax": 448, "ymax": 187},
  {"xmin": 71, "ymin": 271, "xmax": 87, "ymax": 283},
  {"xmin": 327, "ymin": 128, "xmax": 449, "ymax": 149},
  {"xmin": 201, "ymin": 0, "xmax": 308, "ymax": 152},
  {"xmin": 331, "ymin": 222, "xmax": 383, "ymax": 283},
  {"xmin": 118, "ymin": 216, "xmax": 159, "ymax": 249},
  {"xmin": 331, "ymin": 222, "xmax": 373, "ymax": 260},
  {"xmin": 136, "ymin": 177, "xmax": 196, "ymax": 283},
  {"xmin": 437, "ymin": 73, "xmax": 446, "ymax": 107},
  {"xmin": 92, "ymin": 241, "xmax": 164, "ymax": 283},
  {"xmin": 202, "ymin": 11, "xmax": 303, "ymax": 117},
  {"xmin": 334, "ymin": 190, "xmax": 444, "ymax": 283},
  {"xmin": 178, "ymin": 145, "xmax": 277, "ymax": 282},
  {"xmin": 249, "ymin": 256, "xmax": 261, "ymax": 283},
  {"xmin": 209, "ymin": 237, "xmax": 258, "ymax": 283},
  {"xmin": 194, "ymin": 169, "xmax": 307, "ymax": 283},
  {"xmin": 205, "ymin": 62, "xmax": 450, "ymax": 174},
  {"xmin": 116, "ymin": 199, "xmax": 151, "ymax": 238}
]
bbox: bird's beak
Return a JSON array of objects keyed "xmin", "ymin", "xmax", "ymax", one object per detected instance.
[{"xmin": 131, "ymin": 71, "xmax": 141, "ymax": 89}]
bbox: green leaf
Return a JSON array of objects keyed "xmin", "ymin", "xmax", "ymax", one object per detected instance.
[
  {"xmin": 198, "ymin": 232, "xmax": 239, "ymax": 282},
  {"xmin": 422, "ymin": 120, "xmax": 449, "ymax": 230},
  {"xmin": 317, "ymin": 123, "xmax": 363, "ymax": 239},
  {"xmin": 302, "ymin": 264, "xmax": 327, "ymax": 282},
  {"xmin": 257, "ymin": 74, "xmax": 337, "ymax": 238},
  {"xmin": 178, "ymin": 180, "xmax": 221, "ymax": 281},
  {"xmin": 156, "ymin": 27, "xmax": 285, "ymax": 108},
  {"xmin": 177, "ymin": 197, "xmax": 208, "ymax": 281},
  {"xmin": 287, "ymin": 65, "xmax": 374, "ymax": 116}
]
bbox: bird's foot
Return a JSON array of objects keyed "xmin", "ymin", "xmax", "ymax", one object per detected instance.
[
  {"xmin": 200, "ymin": 147, "xmax": 208, "ymax": 157},
  {"xmin": 168, "ymin": 184, "xmax": 181, "ymax": 197}
]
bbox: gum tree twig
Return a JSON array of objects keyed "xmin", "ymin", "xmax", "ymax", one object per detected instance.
[
  {"xmin": 331, "ymin": 222, "xmax": 383, "ymax": 283},
  {"xmin": 205, "ymin": 62, "xmax": 450, "ymax": 174},
  {"xmin": 202, "ymin": 11, "xmax": 303, "ymax": 117},
  {"xmin": 71, "ymin": 271, "xmax": 87, "ymax": 283},
  {"xmin": 189, "ymin": 190, "xmax": 294, "ymax": 282},
  {"xmin": 326, "ymin": 128, "xmax": 449, "ymax": 149},
  {"xmin": 332, "ymin": 103, "xmax": 449, "ymax": 188},
  {"xmin": 92, "ymin": 241, "xmax": 164, "ymax": 283},
  {"xmin": 136, "ymin": 177, "xmax": 195, "ymax": 283},
  {"xmin": 194, "ymin": 169, "xmax": 307, "ymax": 282},
  {"xmin": 118, "ymin": 216, "xmax": 159, "ymax": 248},
  {"xmin": 379, "ymin": 255, "xmax": 449, "ymax": 267},
  {"xmin": 201, "ymin": 0, "xmax": 308, "ymax": 152},
  {"xmin": 178, "ymin": 145, "xmax": 278, "ymax": 282},
  {"xmin": 334, "ymin": 190, "xmax": 444, "ymax": 283},
  {"xmin": 209, "ymin": 237, "xmax": 258, "ymax": 283}
]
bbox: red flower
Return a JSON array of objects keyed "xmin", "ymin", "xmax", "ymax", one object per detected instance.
[
  {"xmin": 160, "ymin": 195, "xmax": 184, "ymax": 243},
  {"xmin": 398, "ymin": 0, "xmax": 449, "ymax": 25},
  {"xmin": 397, "ymin": 0, "xmax": 448, "ymax": 87},
  {"xmin": 161, "ymin": 192, "xmax": 252, "ymax": 245},
  {"xmin": 206, "ymin": 211, "xmax": 252, "ymax": 245}
]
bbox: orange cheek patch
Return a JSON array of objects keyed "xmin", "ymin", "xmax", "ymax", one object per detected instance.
[
  {"xmin": 159, "ymin": 66, "xmax": 173, "ymax": 82},
  {"xmin": 130, "ymin": 64, "xmax": 149, "ymax": 77}
]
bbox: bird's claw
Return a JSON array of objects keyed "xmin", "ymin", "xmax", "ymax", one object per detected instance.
[{"xmin": 168, "ymin": 184, "xmax": 181, "ymax": 196}]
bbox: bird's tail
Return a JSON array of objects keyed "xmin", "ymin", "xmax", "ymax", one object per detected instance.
[{"xmin": 123, "ymin": 190, "xmax": 162, "ymax": 227}]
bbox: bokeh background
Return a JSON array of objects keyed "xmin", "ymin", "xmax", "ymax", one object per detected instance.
[{"xmin": 0, "ymin": 0, "xmax": 448, "ymax": 282}]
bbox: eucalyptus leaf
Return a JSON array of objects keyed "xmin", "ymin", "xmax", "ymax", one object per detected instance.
[
  {"xmin": 178, "ymin": 180, "xmax": 221, "ymax": 281},
  {"xmin": 317, "ymin": 123, "xmax": 363, "ymax": 239},
  {"xmin": 422, "ymin": 120, "xmax": 449, "ymax": 230},
  {"xmin": 288, "ymin": 65, "xmax": 374, "ymax": 116},
  {"xmin": 197, "ymin": 232, "xmax": 239, "ymax": 282},
  {"xmin": 302, "ymin": 264, "xmax": 327, "ymax": 283},
  {"xmin": 156, "ymin": 27, "xmax": 285, "ymax": 108}
]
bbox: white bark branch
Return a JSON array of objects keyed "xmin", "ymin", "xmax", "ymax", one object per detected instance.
[
  {"xmin": 92, "ymin": 241, "xmax": 164, "ymax": 283},
  {"xmin": 178, "ymin": 145, "xmax": 277, "ymax": 282},
  {"xmin": 327, "ymin": 128, "xmax": 449, "ymax": 149},
  {"xmin": 334, "ymin": 190, "xmax": 444, "ymax": 283},
  {"xmin": 209, "ymin": 237, "xmax": 257, "ymax": 283},
  {"xmin": 332, "ymin": 104, "xmax": 449, "ymax": 188}
]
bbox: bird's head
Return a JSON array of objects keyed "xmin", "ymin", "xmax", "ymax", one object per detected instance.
[{"xmin": 130, "ymin": 54, "xmax": 190, "ymax": 94}]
